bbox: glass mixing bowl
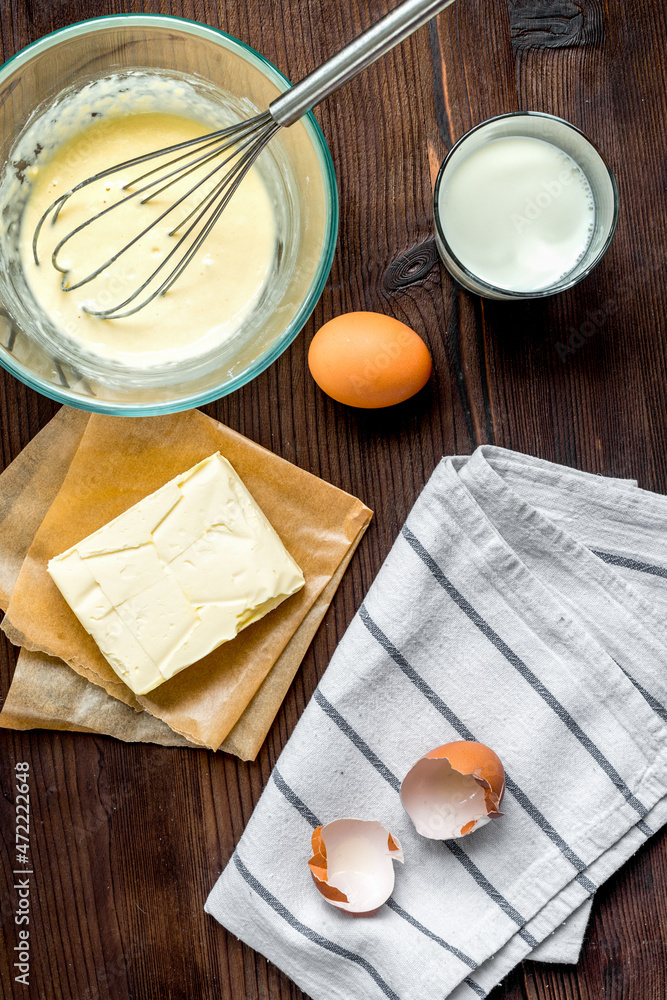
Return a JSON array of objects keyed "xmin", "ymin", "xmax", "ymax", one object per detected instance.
[{"xmin": 0, "ymin": 15, "xmax": 338, "ymax": 414}]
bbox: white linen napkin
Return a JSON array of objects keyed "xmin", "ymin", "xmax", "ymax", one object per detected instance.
[{"xmin": 206, "ymin": 447, "xmax": 667, "ymax": 1000}]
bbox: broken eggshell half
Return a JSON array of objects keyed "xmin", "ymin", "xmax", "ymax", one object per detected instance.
[
  {"xmin": 308, "ymin": 818, "xmax": 404, "ymax": 916},
  {"xmin": 401, "ymin": 740, "xmax": 505, "ymax": 840}
]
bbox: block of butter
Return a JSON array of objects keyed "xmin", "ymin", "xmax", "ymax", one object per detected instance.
[{"xmin": 47, "ymin": 453, "xmax": 305, "ymax": 696}]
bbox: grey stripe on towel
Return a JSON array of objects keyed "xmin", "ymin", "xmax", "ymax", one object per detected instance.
[{"xmin": 206, "ymin": 447, "xmax": 667, "ymax": 1000}]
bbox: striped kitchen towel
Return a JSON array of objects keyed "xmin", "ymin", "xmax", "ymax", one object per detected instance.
[{"xmin": 206, "ymin": 447, "xmax": 667, "ymax": 1000}]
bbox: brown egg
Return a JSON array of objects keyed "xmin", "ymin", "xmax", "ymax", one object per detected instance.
[{"xmin": 308, "ymin": 311, "xmax": 432, "ymax": 408}]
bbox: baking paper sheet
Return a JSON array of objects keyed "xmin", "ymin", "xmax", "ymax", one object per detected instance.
[{"xmin": 0, "ymin": 408, "xmax": 371, "ymax": 757}]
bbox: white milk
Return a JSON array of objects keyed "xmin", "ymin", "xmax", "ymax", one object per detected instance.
[{"xmin": 437, "ymin": 136, "xmax": 595, "ymax": 293}]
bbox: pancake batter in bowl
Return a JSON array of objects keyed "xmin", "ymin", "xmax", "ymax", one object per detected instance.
[{"xmin": 20, "ymin": 109, "xmax": 277, "ymax": 368}]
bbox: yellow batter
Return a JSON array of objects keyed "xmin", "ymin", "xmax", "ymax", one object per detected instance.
[{"xmin": 20, "ymin": 112, "xmax": 277, "ymax": 367}]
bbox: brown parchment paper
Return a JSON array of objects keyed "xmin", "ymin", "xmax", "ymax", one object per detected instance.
[
  {"xmin": 0, "ymin": 408, "xmax": 372, "ymax": 754},
  {"xmin": 1, "ymin": 648, "xmax": 192, "ymax": 745},
  {"xmin": 0, "ymin": 406, "xmax": 89, "ymax": 607},
  {"xmin": 0, "ymin": 537, "xmax": 360, "ymax": 759}
]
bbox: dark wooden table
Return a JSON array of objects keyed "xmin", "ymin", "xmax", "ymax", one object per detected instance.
[{"xmin": 2, "ymin": 1, "xmax": 667, "ymax": 997}]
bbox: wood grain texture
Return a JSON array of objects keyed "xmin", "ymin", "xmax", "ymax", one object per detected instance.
[{"xmin": 1, "ymin": 0, "xmax": 667, "ymax": 998}]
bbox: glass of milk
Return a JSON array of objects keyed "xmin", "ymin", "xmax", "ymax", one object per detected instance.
[{"xmin": 433, "ymin": 112, "xmax": 618, "ymax": 300}]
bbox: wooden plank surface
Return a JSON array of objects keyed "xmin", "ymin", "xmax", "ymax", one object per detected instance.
[{"xmin": 1, "ymin": 0, "xmax": 667, "ymax": 998}]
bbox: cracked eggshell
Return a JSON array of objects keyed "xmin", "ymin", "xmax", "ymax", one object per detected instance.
[
  {"xmin": 308, "ymin": 818, "xmax": 404, "ymax": 916},
  {"xmin": 401, "ymin": 740, "xmax": 505, "ymax": 840}
]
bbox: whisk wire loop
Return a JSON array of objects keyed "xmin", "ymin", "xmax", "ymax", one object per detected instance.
[
  {"xmin": 31, "ymin": 121, "xmax": 258, "ymax": 266},
  {"xmin": 37, "ymin": 116, "xmax": 274, "ymax": 306},
  {"xmin": 123, "ymin": 111, "xmax": 273, "ymax": 191},
  {"xmin": 82, "ymin": 121, "xmax": 281, "ymax": 319},
  {"xmin": 37, "ymin": 112, "xmax": 273, "ymax": 290},
  {"xmin": 31, "ymin": 0, "xmax": 457, "ymax": 319}
]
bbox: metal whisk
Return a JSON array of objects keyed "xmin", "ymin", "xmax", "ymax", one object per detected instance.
[{"xmin": 33, "ymin": 0, "xmax": 456, "ymax": 319}]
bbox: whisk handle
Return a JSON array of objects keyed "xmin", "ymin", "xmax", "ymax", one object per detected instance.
[{"xmin": 269, "ymin": 0, "xmax": 457, "ymax": 127}]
